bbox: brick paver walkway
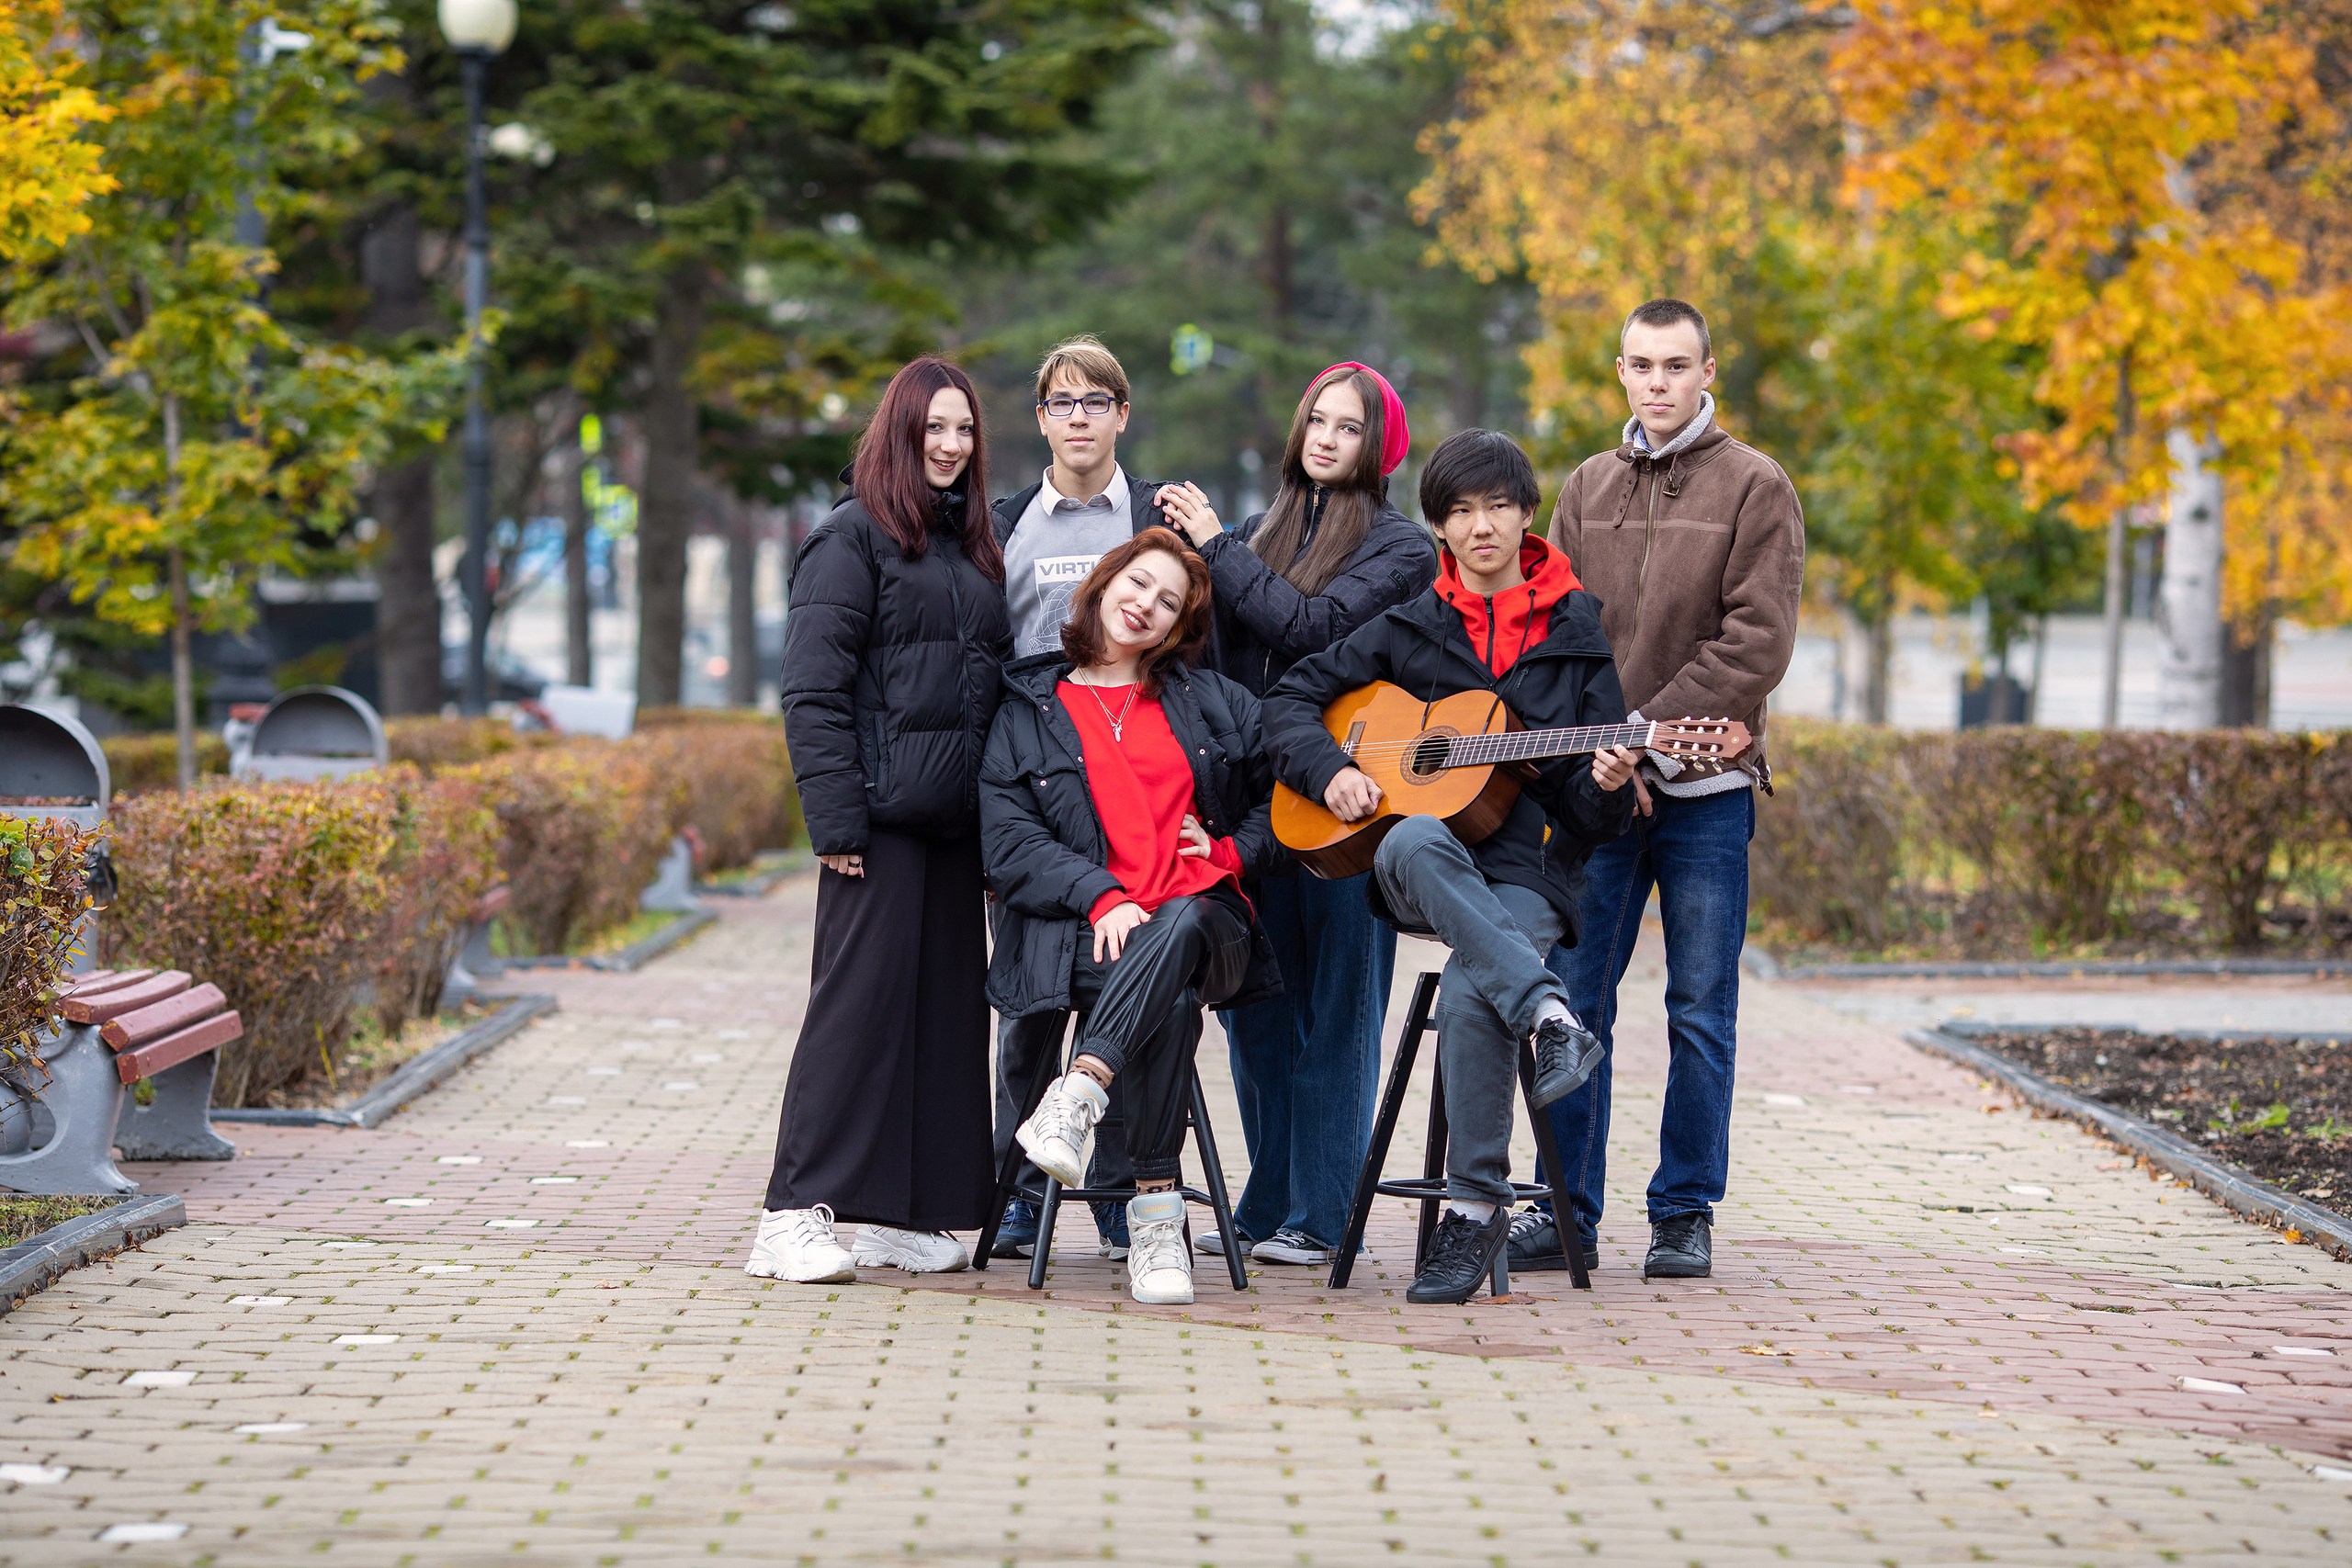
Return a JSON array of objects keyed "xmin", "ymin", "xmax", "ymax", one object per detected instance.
[{"xmin": 6, "ymin": 876, "xmax": 2349, "ymax": 1563}]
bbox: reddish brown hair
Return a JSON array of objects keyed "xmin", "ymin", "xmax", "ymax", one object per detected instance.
[
  {"xmin": 850, "ymin": 355, "xmax": 1002, "ymax": 581},
  {"xmin": 1057, "ymin": 527, "xmax": 1212, "ymax": 696}
]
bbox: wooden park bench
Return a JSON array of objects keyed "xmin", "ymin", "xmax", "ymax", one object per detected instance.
[{"xmin": 0, "ymin": 968, "xmax": 240, "ymax": 1196}]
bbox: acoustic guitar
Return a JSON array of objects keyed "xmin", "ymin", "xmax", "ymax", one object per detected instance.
[{"xmin": 1271, "ymin": 682, "xmax": 1751, "ymax": 878}]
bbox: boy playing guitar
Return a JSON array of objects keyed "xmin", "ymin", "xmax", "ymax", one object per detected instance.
[{"xmin": 1263, "ymin": 429, "xmax": 1639, "ymax": 1303}]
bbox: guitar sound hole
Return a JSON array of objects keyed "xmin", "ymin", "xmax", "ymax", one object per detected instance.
[{"xmin": 1406, "ymin": 730, "xmax": 1457, "ymax": 781}]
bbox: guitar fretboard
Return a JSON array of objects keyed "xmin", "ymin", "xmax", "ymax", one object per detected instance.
[{"xmin": 1441, "ymin": 721, "xmax": 1659, "ymax": 769}]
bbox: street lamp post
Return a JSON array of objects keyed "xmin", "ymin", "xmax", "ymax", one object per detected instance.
[{"xmin": 438, "ymin": 0, "xmax": 517, "ymax": 715}]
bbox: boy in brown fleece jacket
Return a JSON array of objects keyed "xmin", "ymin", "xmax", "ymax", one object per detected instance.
[{"xmin": 1509, "ymin": 298, "xmax": 1805, "ymax": 1282}]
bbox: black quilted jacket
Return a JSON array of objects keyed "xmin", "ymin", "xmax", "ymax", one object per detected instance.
[{"xmin": 780, "ymin": 492, "xmax": 1012, "ymax": 854}]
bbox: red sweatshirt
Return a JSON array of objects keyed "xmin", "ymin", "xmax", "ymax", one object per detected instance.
[
  {"xmin": 1058, "ymin": 682, "xmax": 1245, "ymax": 924},
  {"xmin": 1434, "ymin": 535, "xmax": 1584, "ymax": 676}
]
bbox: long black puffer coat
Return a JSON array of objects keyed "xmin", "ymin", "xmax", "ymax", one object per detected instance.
[
  {"xmin": 979, "ymin": 653, "xmax": 1288, "ymax": 1020},
  {"xmin": 780, "ymin": 491, "xmax": 1012, "ymax": 855}
]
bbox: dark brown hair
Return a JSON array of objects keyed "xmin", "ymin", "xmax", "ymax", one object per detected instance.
[
  {"xmin": 850, "ymin": 355, "xmax": 1003, "ymax": 581},
  {"xmin": 1248, "ymin": 365, "xmax": 1387, "ymax": 597},
  {"xmin": 1057, "ymin": 527, "xmax": 1213, "ymax": 696},
  {"xmin": 1621, "ymin": 298, "xmax": 1712, "ymax": 361}
]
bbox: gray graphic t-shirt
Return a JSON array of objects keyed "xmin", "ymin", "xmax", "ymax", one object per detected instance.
[{"xmin": 1003, "ymin": 466, "xmax": 1134, "ymax": 656}]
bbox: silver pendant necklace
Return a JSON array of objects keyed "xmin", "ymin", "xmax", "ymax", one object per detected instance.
[{"xmin": 1083, "ymin": 678, "xmax": 1140, "ymax": 741}]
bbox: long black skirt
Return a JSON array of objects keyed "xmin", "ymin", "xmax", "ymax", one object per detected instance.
[{"xmin": 764, "ymin": 829, "xmax": 994, "ymax": 1230}]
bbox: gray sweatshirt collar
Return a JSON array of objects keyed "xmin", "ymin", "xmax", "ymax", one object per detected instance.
[{"xmin": 1623, "ymin": 391, "xmax": 1715, "ymax": 461}]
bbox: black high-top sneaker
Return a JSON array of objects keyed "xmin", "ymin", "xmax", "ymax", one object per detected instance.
[
  {"xmin": 1505, "ymin": 1208, "xmax": 1600, "ymax": 1273},
  {"xmin": 1643, "ymin": 1213, "xmax": 1713, "ymax": 1279},
  {"xmin": 1407, "ymin": 1208, "xmax": 1511, "ymax": 1304},
  {"xmin": 1528, "ymin": 1015, "xmax": 1603, "ymax": 1109}
]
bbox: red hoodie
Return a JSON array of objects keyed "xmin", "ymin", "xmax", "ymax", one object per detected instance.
[{"xmin": 1434, "ymin": 535, "xmax": 1584, "ymax": 676}]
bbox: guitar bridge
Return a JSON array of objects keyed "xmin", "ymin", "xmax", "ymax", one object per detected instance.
[{"xmin": 1341, "ymin": 720, "xmax": 1365, "ymax": 758}]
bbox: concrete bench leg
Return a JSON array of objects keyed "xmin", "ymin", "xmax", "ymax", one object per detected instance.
[
  {"xmin": 0, "ymin": 1025, "xmax": 137, "ymax": 1196},
  {"xmin": 639, "ymin": 835, "xmax": 700, "ymax": 914},
  {"xmin": 114, "ymin": 1053, "xmax": 235, "ymax": 1162},
  {"xmin": 443, "ymin": 914, "xmax": 504, "ymax": 1007}
]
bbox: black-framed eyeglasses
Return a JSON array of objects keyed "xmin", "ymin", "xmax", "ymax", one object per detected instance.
[{"xmin": 1040, "ymin": 393, "xmax": 1120, "ymax": 419}]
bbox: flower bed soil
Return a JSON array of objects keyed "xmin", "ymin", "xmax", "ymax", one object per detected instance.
[
  {"xmin": 0, "ymin": 1195, "xmax": 113, "ymax": 1248},
  {"xmin": 243, "ymin": 999, "xmax": 502, "ymax": 1111},
  {"xmin": 1973, "ymin": 1028, "xmax": 2352, "ymax": 1221}
]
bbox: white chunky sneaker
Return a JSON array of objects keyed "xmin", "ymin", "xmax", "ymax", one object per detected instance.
[
  {"xmin": 745, "ymin": 1204, "xmax": 855, "ymax": 1283},
  {"xmin": 1125, "ymin": 1190, "xmax": 1194, "ymax": 1305},
  {"xmin": 1014, "ymin": 1070, "xmax": 1108, "ymax": 1189},
  {"xmin": 852, "ymin": 1224, "xmax": 969, "ymax": 1274}
]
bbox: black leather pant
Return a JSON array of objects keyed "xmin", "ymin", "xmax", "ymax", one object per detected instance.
[{"xmin": 1064, "ymin": 892, "xmax": 1250, "ymax": 1185}]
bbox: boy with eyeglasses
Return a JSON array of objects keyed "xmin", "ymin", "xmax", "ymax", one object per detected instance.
[{"xmin": 988, "ymin": 335, "xmax": 1170, "ymax": 1262}]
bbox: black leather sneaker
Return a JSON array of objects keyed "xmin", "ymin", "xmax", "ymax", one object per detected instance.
[
  {"xmin": 1407, "ymin": 1208, "xmax": 1510, "ymax": 1304},
  {"xmin": 1505, "ymin": 1208, "xmax": 1600, "ymax": 1273},
  {"xmin": 1528, "ymin": 1015, "xmax": 1604, "ymax": 1109},
  {"xmin": 1643, "ymin": 1213, "xmax": 1713, "ymax": 1279}
]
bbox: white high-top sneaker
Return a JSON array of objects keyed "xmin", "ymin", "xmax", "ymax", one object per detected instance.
[
  {"xmin": 745, "ymin": 1205, "xmax": 855, "ymax": 1283},
  {"xmin": 1125, "ymin": 1190, "xmax": 1194, "ymax": 1305},
  {"xmin": 1014, "ymin": 1070, "xmax": 1108, "ymax": 1188},
  {"xmin": 852, "ymin": 1224, "xmax": 970, "ymax": 1273}
]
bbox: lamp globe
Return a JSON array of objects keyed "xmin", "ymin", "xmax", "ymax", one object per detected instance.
[{"xmin": 438, "ymin": 0, "xmax": 516, "ymax": 52}]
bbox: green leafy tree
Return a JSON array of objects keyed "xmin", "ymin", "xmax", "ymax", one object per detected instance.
[
  {"xmin": 2, "ymin": 0, "xmax": 463, "ymax": 780},
  {"xmin": 953, "ymin": 3, "xmax": 1534, "ymax": 502},
  {"xmin": 450, "ymin": 0, "xmax": 1161, "ymax": 706}
]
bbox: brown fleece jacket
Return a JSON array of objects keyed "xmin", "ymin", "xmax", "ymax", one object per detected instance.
[{"xmin": 1545, "ymin": 422, "xmax": 1804, "ymax": 786}]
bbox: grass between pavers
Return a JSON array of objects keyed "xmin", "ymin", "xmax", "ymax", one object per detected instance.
[
  {"xmin": 0, "ymin": 1194, "xmax": 115, "ymax": 1249},
  {"xmin": 1972, "ymin": 1027, "xmax": 2352, "ymax": 1222}
]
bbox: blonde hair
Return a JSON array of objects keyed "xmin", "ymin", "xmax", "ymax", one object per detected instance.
[{"xmin": 1033, "ymin": 334, "xmax": 1130, "ymax": 405}]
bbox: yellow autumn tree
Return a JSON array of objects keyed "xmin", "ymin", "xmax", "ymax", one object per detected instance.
[
  {"xmin": 1831, "ymin": 0, "xmax": 2350, "ymax": 616},
  {"xmin": 1417, "ymin": 0, "xmax": 1849, "ymax": 441},
  {"xmin": 0, "ymin": 0, "xmax": 111, "ymax": 259},
  {"xmin": 1416, "ymin": 1, "xmax": 2077, "ymax": 720}
]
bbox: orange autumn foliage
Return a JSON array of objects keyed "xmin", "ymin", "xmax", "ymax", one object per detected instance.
[{"xmin": 1831, "ymin": 0, "xmax": 2352, "ymax": 619}]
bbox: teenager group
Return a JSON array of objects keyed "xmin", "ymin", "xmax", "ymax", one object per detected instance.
[{"xmin": 752, "ymin": 302, "xmax": 1805, "ymax": 1308}]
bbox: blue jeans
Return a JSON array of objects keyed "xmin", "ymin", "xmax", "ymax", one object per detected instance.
[
  {"xmin": 1371, "ymin": 817, "xmax": 1568, "ymax": 1206},
  {"xmin": 1220, "ymin": 869, "xmax": 1396, "ymax": 1246},
  {"xmin": 1541, "ymin": 786, "xmax": 1753, "ymax": 1234}
]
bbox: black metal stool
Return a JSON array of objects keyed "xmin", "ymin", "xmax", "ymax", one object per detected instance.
[
  {"xmin": 972, "ymin": 1013, "xmax": 1250, "ymax": 1292},
  {"xmin": 1329, "ymin": 970, "xmax": 1593, "ymax": 1294}
]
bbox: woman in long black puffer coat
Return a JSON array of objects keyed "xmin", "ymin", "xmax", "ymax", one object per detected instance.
[{"xmin": 751, "ymin": 355, "xmax": 1012, "ymax": 1285}]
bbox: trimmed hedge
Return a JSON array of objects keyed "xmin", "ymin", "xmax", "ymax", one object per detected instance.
[
  {"xmin": 102, "ymin": 732, "xmax": 230, "ymax": 795},
  {"xmin": 0, "ymin": 815, "xmax": 100, "ymax": 1088},
  {"xmin": 107, "ymin": 779, "xmax": 401, "ymax": 1106},
  {"xmin": 69, "ymin": 714, "xmax": 802, "ymax": 1105},
  {"xmin": 460, "ymin": 741, "xmax": 684, "ymax": 956},
  {"xmin": 1754, "ymin": 723, "xmax": 2352, "ymax": 960}
]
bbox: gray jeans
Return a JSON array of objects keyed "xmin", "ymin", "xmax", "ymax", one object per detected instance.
[{"xmin": 1372, "ymin": 816, "xmax": 1569, "ymax": 1205}]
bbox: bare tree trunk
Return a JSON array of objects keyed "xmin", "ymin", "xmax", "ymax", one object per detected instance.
[
  {"xmin": 2155, "ymin": 428, "xmax": 2223, "ymax": 729},
  {"xmin": 159, "ymin": 390, "xmax": 198, "ymax": 790},
  {"xmin": 635, "ymin": 267, "xmax": 705, "ymax": 708},
  {"xmin": 2099, "ymin": 504, "xmax": 2130, "ymax": 728},
  {"xmin": 168, "ymin": 547, "xmax": 196, "ymax": 790},
  {"xmin": 564, "ymin": 441, "xmax": 593, "ymax": 687},
  {"xmin": 727, "ymin": 501, "xmax": 757, "ymax": 707},
  {"xmin": 2028, "ymin": 614, "xmax": 2049, "ymax": 724},
  {"xmin": 1862, "ymin": 612, "xmax": 1893, "ymax": 725},
  {"xmin": 2099, "ymin": 359, "xmax": 2136, "ymax": 728},
  {"xmin": 361, "ymin": 201, "xmax": 442, "ymax": 715},
  {"xmin": 2221, "ymin": 614, "xmax": 2272, "ymax": 727}
]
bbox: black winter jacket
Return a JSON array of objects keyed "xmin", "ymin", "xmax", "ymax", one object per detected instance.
[
  {"xmin": 1262, "ymin": 587, "xmax": 1634, "ymax": 942},
  {"xmin": 979, "ymin": 654, "xmax": 1287, "ymax": 1020},
  {"xmin": 780, "ymin": 492, "xmax": 1012, "ymax": 854},
  {"xmin": 1200, "ymin": 494, "xmax": 1437, "ymax": 698}
]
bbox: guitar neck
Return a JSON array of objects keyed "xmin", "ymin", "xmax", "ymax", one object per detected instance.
[{"xmin": 1442, "ymin": 721, "xmax": 1656, "ymax": 769}]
